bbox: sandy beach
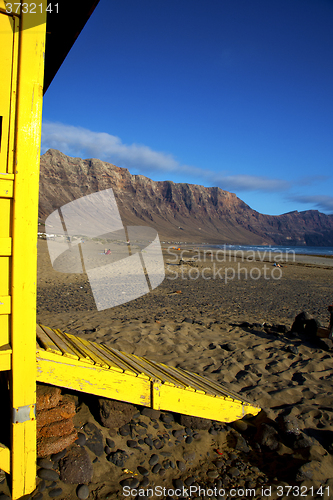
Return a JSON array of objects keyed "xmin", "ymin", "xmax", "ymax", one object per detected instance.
[{"xmin": 34, "ymin": 240, "xmax": 333, "ymax": 498}]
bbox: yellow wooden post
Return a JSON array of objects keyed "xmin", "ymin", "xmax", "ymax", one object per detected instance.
[{"xmin": 0, "ymin": 2, "xmax": 46, "ymax": 497}]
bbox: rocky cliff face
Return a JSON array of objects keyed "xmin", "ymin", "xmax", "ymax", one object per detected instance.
[{"xmin": 39, "ymin": 149, "xmax": 333, "ymax": 246}]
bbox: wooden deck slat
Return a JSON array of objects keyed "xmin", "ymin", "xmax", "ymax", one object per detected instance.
[
  {"xmin": 149, "ymin": 360, "xmax": 210, "ymax": 394},
  {"xmin": 94, "ymin": 343, "xmax": 145, "ymax": 376},
  {"xmin": 72, "ymin": 336, "xmax": 113, "ymax": 369},
  {"xmin": 82, "ymin": 341, "xmax": 131, "ymax": 374},
  {"xmin": 128, "ymin": 353, "xmax": 188, "ymax": 388},
  {"xmin": 56, "ymin": 330, "xmax": 94, "ymax": 365},
  {"xmin": 36, "ymin": 325, "xmax": 62, "ymax": 354},
  {"xmin": 39, "ymin": 325, "xmax": 79, "ymax": 359},
  {"xmin": 101, "ymin": 344, "xmax": 154, "ymax": 378}
]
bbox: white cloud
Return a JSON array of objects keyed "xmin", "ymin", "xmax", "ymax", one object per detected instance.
[
  {"xmin": 210, "ymin": 173, "xmax": 290, "ymax": 192},
  {"xmin": 288, "ymin": 195, "xmax": 333, "ymax": 214},
  {"xmin": 41, "ymin": 121, "xmax": 291, "ymax": 194}
]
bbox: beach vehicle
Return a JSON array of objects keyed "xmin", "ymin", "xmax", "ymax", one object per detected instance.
[{"xmin": 0, "ymin": 3, "xmax": 259, "ymax": 497}]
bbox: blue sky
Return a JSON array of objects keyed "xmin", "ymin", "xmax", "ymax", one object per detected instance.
[{"xmin": 41, "ymin": 0, "xmax": 333, "ymax": 216}]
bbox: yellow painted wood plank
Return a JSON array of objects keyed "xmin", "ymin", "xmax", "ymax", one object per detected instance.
[
  {"xmin": 0, "ymin": 258, "xmax": 10, "ymax": 295},
  {"xmin": 0, "ymin": 315, "xmax": 10, "ymax": 346},
  {"xmin": 0, "ymin": 443, "xmax": 11, "ymax": 474},
  {"xmin": 59, "ymin": 332, "xmax": 108, "ymax": 368},
  {"xmin": 184, "ymin": 369, "xmax": 254, "ymax": 402},
  {"xmin": 0, "ymin": 12, "xmax": 14, "ymax": 174},
  {"xmin": 10, "ymin": 6, "xmax": 46, "ymax": 497},
  {"xmin": 0, "ymin": 198, "xmax": 11, "ymax": 237},
  {"xmin": 0, "ymin": 238, "xmax": 12, "ymax": 256},
  {"xmin": 0, "ymin": 173, "xmax": 15, "ymax": 180},
  {"xmin": 7, "ymin": 13, "xmax": 20, "ymax": 174},
  {"xmin": 36, "ymin": 325, "xmax": 62, "ymax": 354},
  {"xmin": 94, "ymin": 342, "xmax": 145, "ymax": 375},
  {"xmin": 56, "ymin": 331, "xmax": 94, "ymax": 364},
  {"xmin": 40, "ymin": 326, "xmax": 79, "ymax": 360},
  {"xmin": 0, "ymin": 179, "xmax": 13, "ymax": 198},
  {"xmin": 154, "ymin": 383, "xmax": 260, "ymax": 422},
  {"xmin": 129, "ymin": 353, "xmax": 185, "ymax": 386},
  {"xmin": 0, "ymin": 296, "xmax": 11, "ymax": 315},
  {"xmin": 67, "ymin": 335, "xmax": 124, "ymax": 372},
  {"xmin": 0, "ymin": 344, "xmax": 12, "ymax": 371},
  {"xmin": 101, "ymin": 344, "xmax": 156, "ymax": 378},
  {"xmin": 36, "ymin": 354, "xmax": 151, "ymax": 406}
]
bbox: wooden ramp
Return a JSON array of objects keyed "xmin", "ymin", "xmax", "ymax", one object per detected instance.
[{"xmin": 36, "ymin": 324, "xmax": 260, "ymax": 422}]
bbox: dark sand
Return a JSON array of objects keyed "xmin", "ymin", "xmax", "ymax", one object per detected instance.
[{"xmin": 34, "ymin": 240, "xmax": 333, "ymax": 498}]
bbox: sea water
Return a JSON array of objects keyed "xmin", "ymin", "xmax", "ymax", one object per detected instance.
[{"xmin": 216, "ymin": 244, "xmax": 333, "ymax": 257}]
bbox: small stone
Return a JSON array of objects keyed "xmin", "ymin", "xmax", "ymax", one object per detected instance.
[
  {"xmin": 159, "ymin": 468, "xmax": 166, "ymax": 477},
  {"xmin": 84, "ymin": 423, "xmax": 104, "ymax": 456},
  {"xmin": 105, "ymin": 446, "xmax": 111, "ymax": 455},
  {"xmin": 144, "ymin": 437, "xmax": 153, "ymax": 448},
  {"xmin": 47, "ymin": 481, "xmax": 57, "ymax": 489},
  {"xmin": 170, "ymin": 460, "xmax": 176, "ymax": 469},
  {"xmin": 184, "ymin": 476, "xmax": 195, "ymax": 486},
  {"xmin": 177, "ymin": 460, "xmax": 186, "ymax": 472},
  {"xmin": 38, "ymin": 480, "xmax": 46, "ymax": 492},
  {"xmin": 185, "ymin": 436, "xmax": 193, "ymax": 444},
  {"xmin": 207, "ymin": 469, "xmax": 219, "ymax": 479},
  {"xmin": 119, "ymin": 425, "xmax": 130, "ymax": 436},
  {"xmin": 106, "ymin": 438, "xmax": 115, "ymax": 448},
  {"xmin": 162, "ymin": 460, "xmax": 170, "ymax": 469},
  {"xmin": 228, "ymin": 467, "xmax": 240, "ymax": 478},
  {"xmin": 160, "ymin": 413, "xmax": 174, "ymax": 423},
  {"xmin": 138, "ymin": 421, "xmax": 148, "ymax": 428},
  {"xmin": 140, "ymin": 477, "xmax": 149, "ymax": 488},
  {"xmin": 152, "ymin": 463, "xmax": 161, "ymax": 474},
  {"xmin": 173, "ymin": 429, "xmax": 185, "ymax": 439},
  {"xmin": 77, "ymin": 484, "xmax": 90, "ymax": 500},
  {"xmin": 127, "ymin": 440, "xmax": 138, "ymax": 448},
  {"xmin": 173, "ymin": 478, "xmax": 184, "ymax": 489},
  {"xmin": 76, "ymin": 432, "xmax": 87, "ymax": 446},
  {"xmin": 183, "ymin": 451, "xmax": 195, "ymax": 461},
  {"xmin": 51, "ymin": 449, "xmax": 67, "ymax": 461},
  {"xmin": 153, "ymin": 439, "xmax": 163, "ymax": 449},
  {"xmin": 232, "ymin": 420, "xmax": 248, "ymax": 432},
  {"xmin": 141, "ymin": 408, "xmax": 161, "ymax": 419},
  {"xmin": 120, "ymin": 478, "xmax": 140, "ymax": 488},
  {"xmin": 183, "ymin": 318, "xmax": 193, "ymax": 324},
  {"xmin": 49, "ymin": 487, "xmax": 63, "ymax": 498},
  {"xmin": 286, "ymin": 345, "xmax": 298, "ymax": 355},
  {"xmin": 138, "ymin": 466, "xmax": 149, "ymax": 476},
  {"xmin": 59, "ymin": 446, "xmax": 93, "ymax": 484},
  {"xmin": 149, "ymin": 454, "xmax": 159, "ymax": 466},
  {"xmin": 37, "ymin": 468, "xmax": 59, "ymax": 481},
  {"xmin": 37, "ymin": 458, "xmax": 54, "ymax": 469},
  {"xmin": 108, "ymin": 450, "xmax": 129, "ymax": 467}
]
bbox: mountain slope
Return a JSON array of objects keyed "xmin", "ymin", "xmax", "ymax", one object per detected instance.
[{"xmin": 39, "ymin": 150, "xmax": 333, "ymax": 246}]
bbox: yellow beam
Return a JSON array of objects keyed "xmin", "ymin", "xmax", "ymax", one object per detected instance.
[{"xmin": 10, "ymin": 4, "xmax": 46, "ymax": 498}]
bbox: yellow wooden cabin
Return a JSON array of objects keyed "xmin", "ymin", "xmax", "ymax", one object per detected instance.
[{"xmin": 0, "ymin": 2, "xmax": 260, "ymax": 498}]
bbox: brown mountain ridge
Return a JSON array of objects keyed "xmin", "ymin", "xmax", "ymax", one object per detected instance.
[{"xmin": 38, "ymin": 149, "xmax": 333, "ymax": 246}]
